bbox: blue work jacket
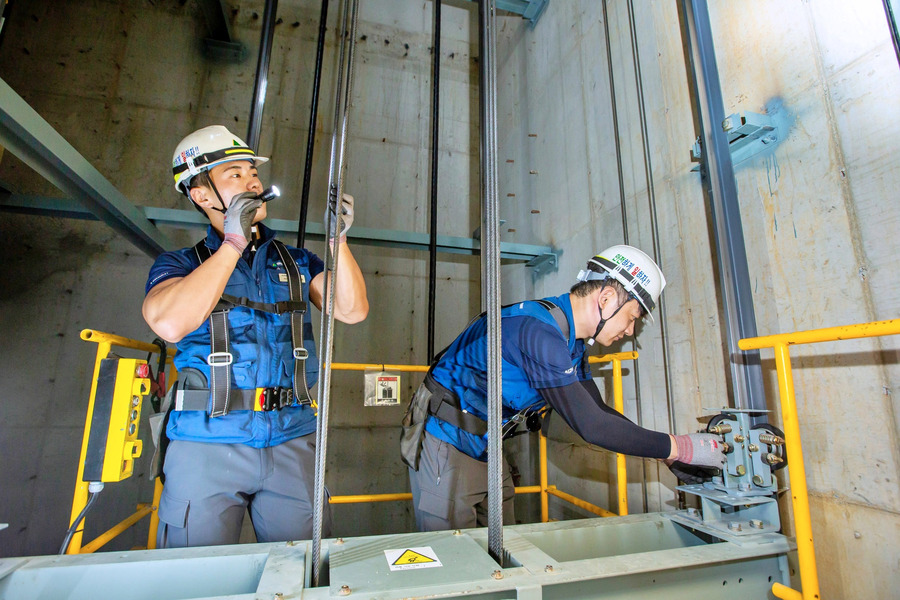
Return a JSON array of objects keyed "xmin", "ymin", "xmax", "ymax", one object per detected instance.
[
  {"xmin": 145, "ymin": 224, "xmax": 323, "ymax": 448},
  {"xmin": 426, "ymin": 294, "xmax": 591, "ymax": 460}
]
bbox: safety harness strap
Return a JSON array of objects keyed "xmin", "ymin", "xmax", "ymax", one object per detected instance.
[
  {"xmin": 425, "ymin": 299, "xmax": 570, "ymax": 437},
  {"xmin": 273, "ymin": 240, "xmax": 314, "ymax": 406},
  {"xmin": 191, "ymin": 238, "xmax": 313, "ymax": 416}
]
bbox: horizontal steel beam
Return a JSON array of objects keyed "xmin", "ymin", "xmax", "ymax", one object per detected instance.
[
  {"xmin": 0, "ymin": 194, "xmax": 557, "ymax": 264},
  {"xmin": 0, "ymin": 78, "xmax": 171, "ymax": 257},
  {"xmin": 457, "ymin": 0, "xmax": 548, "ymax": 25}
]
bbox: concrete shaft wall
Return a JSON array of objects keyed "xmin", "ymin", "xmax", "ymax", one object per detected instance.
[
  {"xmin": 495, "ymin": 1, "xmax": 900, "ymax": 598},
  {"xmin": 0, "ymin": 1, "xmax": 897, "ymax": 598}
]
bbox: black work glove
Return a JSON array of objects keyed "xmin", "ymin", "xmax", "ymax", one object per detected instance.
[{"xmin": 666, "ymin": 460, "xmax": 717, "ymax": 485}]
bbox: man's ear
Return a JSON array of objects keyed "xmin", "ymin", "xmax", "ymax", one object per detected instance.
[
  {"xmin": 188, "ymin": 186, "xmax": 211, "ymax": 209},
  {"xmin": 597, "ymin": 285, "xmax": 618, "ymax": 308}
]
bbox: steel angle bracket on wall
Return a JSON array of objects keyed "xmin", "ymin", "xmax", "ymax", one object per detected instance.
[
  {"xmin": 691, "ymin": 110, "xmax": 779, "ymax": 170},
  {"xmin": 0, "ymin": 78, "xmax": 171, "ymax": 257},
  {"xmin": 458, "ymin": 0, "xmax": 549, "ymax": 27}
]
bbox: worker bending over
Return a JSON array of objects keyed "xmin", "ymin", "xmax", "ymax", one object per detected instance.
[
  {"xmin": 143, "ymin": 125, "xmax": 368, "ymax": 547},
  {"xmin": 402, "ymin": 245, "xmax": 723, "ymax": 531}
]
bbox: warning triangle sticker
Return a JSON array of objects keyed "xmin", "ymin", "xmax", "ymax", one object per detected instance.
[
  {"xmin": 393, "ymin": 549, "xmax": 435, "ymax": 565},
  {"xmin": 384, "ymin": 546, "xmax": 443, "ymax": 571}
]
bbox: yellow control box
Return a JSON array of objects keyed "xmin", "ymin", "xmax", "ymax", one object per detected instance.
[{"xmin": 83, "ymin": 357, "xmax": 149, "ymax": 483}]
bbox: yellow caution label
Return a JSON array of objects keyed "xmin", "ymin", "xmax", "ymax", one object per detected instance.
[
  {"xmin": 393, "ymin": 549, "xmax": 435, "ymax": 565},
  {"xmin": 384, "ymin": 546, "xmax": 442, "ymax": 571}
]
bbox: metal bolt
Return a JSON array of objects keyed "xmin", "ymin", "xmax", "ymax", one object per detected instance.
[
  {"xmin": 274, "ymin": 594, "xmax": 284, "ymax": 600},
  {"xmin": 709, "ymin": 424, "xmax": 732, "ymax": 435},
  {"xmin": 335, "ymin": 537, "xmax": 344, "ymax": 545},
  {"xmin": 749, "ymin": 519, "xmax": 765, "ymax": 529},
  {"xmin": 738, "ymin": 483, "xmax": 751, "ymax": 492},
  {"xmin": 132, "ymin": 395, "xmax": 141, "ymax": 406},
  {"xmin": 733, "ymin": 434, "xmax": 745, "ymax": 443},
  {"xmin": 854, "ymin": 531, "xmax": 862, "ymax": 539},
  {"xmin": 765, "ymin": 453, "xmax": 784, "ymax": 466},
  {"xmin": 752, "ymin": 475, "xmax": 765, "ymax": 486},
  {"xmin": 728, "ymin": 521, "xmax": 742, "ymax": 532},
  {"xmin": 544, "ymin": 565, "xmax": 554, "ymax": 573},
  {"xmin": 722, "ymin": 118, "xmax": 733, "ymax": 131},
  {"xmin": 759, "ymin": 433, "xmax": 785, "ymax": 446},
  {"xmin": 736, "ymin": 464, "xmax": 746, "ymax": 476},
  {"xmin": 453, "ymin": 529, "xmax": 462, "ymax": 536},
  {"xmin": 492, "ymin": 570, "xmax": 503, "ymax": 580},
  {"xmin": 748, "ymin": 444, "xmax": 759, "ymax": 452},
  {"xmin": 722, "ymin": 442, "xmax": 733, "ymax": 454},
  {"xmin": 687, "ymin": 507, "xmax": 700, "ymax": 518},
  {"xmin": 339, "ymin": 584, "xmax": 351, "ymax": 596}
]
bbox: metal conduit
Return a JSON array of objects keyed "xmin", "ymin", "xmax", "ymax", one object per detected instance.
[
  {"xmin": 246, "ymin": 0, "xmax": 279, "ymax": 151},
  {"xmin": 312, "ymin": 0, "xmax": 359, "ymax": 586},
  {"xmin": 602, "ymin": 0, "xmax": 649, "ymax": 513},
  {"xmin": 624, "ymin": 0, "xmax": 678, "ymax": 509},
  {"xmin": 297, "ymin": 0, "xmax": 331, "ymax": 248},
  {"xmin": 478, "ymin": 0, "xmax": 504, "ymax": 566},
  {"xmin": 427, "ymin": 0, "xmax": 442, "ymax": 362}
]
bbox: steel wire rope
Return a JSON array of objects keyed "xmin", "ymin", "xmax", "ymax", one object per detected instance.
[
  {"xmin": 602, "ymin": 0, "xmax": 649, "ymax": 514},
  {"xmin": 312, "ymin": 0, "xmax": 360, "ymax": 587},
  {"xmin": 625, "ymin": 0, "xmax": 678, "ymax": 506},
  {"xmin": 478, "ymin": 0, "xmax": 504, "ymax": 565}
]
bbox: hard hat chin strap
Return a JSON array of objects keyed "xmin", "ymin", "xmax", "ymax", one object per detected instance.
[
  {"xmin": 207, "ymin": 178, "xmax": 228, "ymax": 214},
  {"xmin": 586, "ymin": 285, "xmax": 628, "ymax": 347}
]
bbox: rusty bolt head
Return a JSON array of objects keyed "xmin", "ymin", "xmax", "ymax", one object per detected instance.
[
  {"xmin": 492, "ymin": 570, "xmax": 503, "ymax": 580},
  {"xmin": 339, "ymin": 584, "xmax": 351, "ymax": 596},
  {"xmin": 544, "ymin": 565, "xmax": 554, "ymax": 573}
]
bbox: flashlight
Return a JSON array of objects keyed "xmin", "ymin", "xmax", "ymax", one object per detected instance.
[{"xmin": 259, "ymin": 185, "xmax": 280, "ymax": 202}]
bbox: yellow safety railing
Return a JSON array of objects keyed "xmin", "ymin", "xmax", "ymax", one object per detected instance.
[
  {"xmin": 329, "ymin": 351, "xmax": 638, "ymax": 520},
  {"xmin": 739, "ymin": 318, "xmax": 900, "ymax": 600},
  {"xmin": 69, "ymin": 329, "xmax": 174, "ymax": 554}
]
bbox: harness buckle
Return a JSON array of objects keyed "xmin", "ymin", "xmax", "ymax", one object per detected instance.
[
  {"xmin": 293, "ymin": 347, "xmax": 309, "ymax": 360},
  {"xmin": 257, "ymin": 387, "xmax": 294, "ymax": 411},
  {"xmin": 207, "ymin": 352, "xmax": 234, "ymax": 366}
]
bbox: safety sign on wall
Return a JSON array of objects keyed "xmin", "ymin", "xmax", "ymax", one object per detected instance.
[
  {"xmin": 364, "ymin": 370, "xmax": 401, "ymax": 406},
  {"xmin": 384, "ymin": 546, "xmax": 443, "ymax": 571}
]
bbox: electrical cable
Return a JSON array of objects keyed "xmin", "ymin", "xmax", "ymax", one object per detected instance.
[{"xmin": 59, "ymin": 483, "xmax": 103, "ymax": 555}]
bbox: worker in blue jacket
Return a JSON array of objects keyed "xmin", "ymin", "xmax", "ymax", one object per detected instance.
[
  {"xmin": 143, "ymin": 125, "xmax": 368, "ymax": 547},
  {"xmin": 402, "ymin": 245, "xmax": 724, "ymax": 531}
]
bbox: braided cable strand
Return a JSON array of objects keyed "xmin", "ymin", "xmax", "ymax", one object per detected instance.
[
  {"xmin": 312, "ymin": 0, "xmax": 359, "ymax": 587},
  {"xmin": 479, "ymin": 0, "xmax": 504, "ymax": 566}
]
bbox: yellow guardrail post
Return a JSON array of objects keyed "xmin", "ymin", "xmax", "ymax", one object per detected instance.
[
  {"xmin": 771, "ymin": 342, "xmax": 819, "ymax": 600},
  {"xmin": 736, "ymin": 319, "xmax": 900, "ymax": 599},
  {"xmin": 611, "ymin": 357, "xmax": 628, "ymax": 516},
  {"xmin": 539, "ymin": 430, "xmax": 549, "ymax": 522}
]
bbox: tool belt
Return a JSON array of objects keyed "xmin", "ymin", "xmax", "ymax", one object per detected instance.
[
  {"xmin": 174, "ymin": 386, "xmax": 305, "ymax": 412},
  {"xmin": 424, "ymin": 375, "xmax": 488, "ymax": 437}
]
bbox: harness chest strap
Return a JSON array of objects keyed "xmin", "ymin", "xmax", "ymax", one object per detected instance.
[{"xmin": 194, "ymin": 239, "xmax": 314, "ymax": 417}]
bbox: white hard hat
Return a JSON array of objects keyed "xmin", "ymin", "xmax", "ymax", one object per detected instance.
[
  {"xmin": 576, "ymin": 245, "xmax": 667, "ymax": 322},
  {"xmin": 171, "ymin": 125, "xmax": 269, "ymax": 193}
]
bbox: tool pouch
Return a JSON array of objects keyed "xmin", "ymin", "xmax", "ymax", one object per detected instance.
[
  {"xmin": 400, "ymin": 382, "xmax": 432, "ymax": 471},
  {"xmin": 148, "ymin": 368, "xmax": 206, "ymax": 482}
]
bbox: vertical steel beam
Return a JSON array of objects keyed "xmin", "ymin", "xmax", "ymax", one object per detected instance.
[
  {"xmin": 884, "ymin": 0, "xmax": 900, "ymax": 71},
  {"xmin": 682, "ymin": 0, "xmax": 766, "ymax": 417},
  {"xmin": 427, "ymin": 0, "xmax": 442, "ymax": 362},
  {"xmin": 246, "ymin": 0, "xmax": 279, "ymax": 151},
  {"xmin": 297, "ymin": 0, "xmax": 330, "ymax": 248},
  {"xmin": 478, "ymin": 0, "xmax": 504, "ymax": 565}
]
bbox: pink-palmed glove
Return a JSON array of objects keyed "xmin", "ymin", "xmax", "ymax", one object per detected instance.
[{"xmin": 671, "ymin": 433, "xmax": 726, "ymax": 468}]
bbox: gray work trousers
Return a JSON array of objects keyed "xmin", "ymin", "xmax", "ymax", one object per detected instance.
[
  {"xmin": 157, "ymin": 434, "xmax": 332, "ymax": 548},
  {"xmin": 408, "ymin": 430, "xmax": 515, "ymax": 531}
]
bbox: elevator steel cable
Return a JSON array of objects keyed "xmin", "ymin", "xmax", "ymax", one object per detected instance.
[
  {"xmin": 624, "ymin": 0, "xmax": 679, "ymax": 505},
  {"xmin": 311, "ymin": 0, "xmax": 360, "ymax": 587},
  {"xmin": 601, "ymin": 0, "xmax": 649, "ymax": 514},
  {"xmin": 478, "ymin": 0, "xmax": 505, "ymax": 566}
]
